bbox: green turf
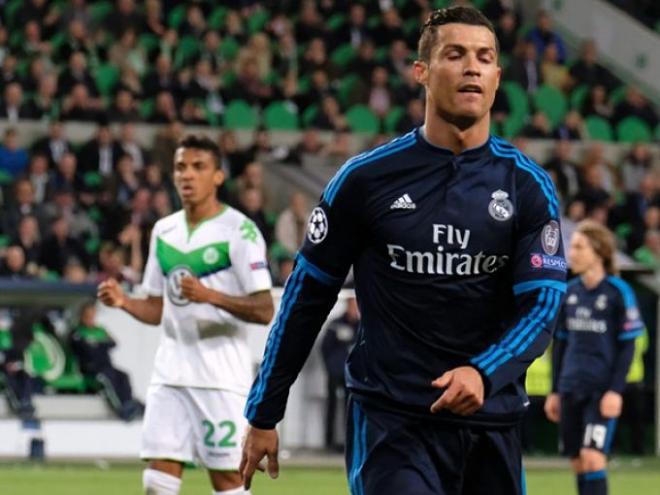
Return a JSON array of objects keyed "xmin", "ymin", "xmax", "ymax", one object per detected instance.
[{"xmin": 1, "ymin": 458, "xmax": 659, "ymax": 494}]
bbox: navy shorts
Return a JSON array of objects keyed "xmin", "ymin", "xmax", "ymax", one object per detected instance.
[
  {"xmin": 345, "ymin": 395, "xmax": 526, "ymax": 495},
  {"xmin": 559, "ymin": 392, "xmax": 618, "ymax": 457}
]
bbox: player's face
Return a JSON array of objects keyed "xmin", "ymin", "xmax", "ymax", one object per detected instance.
[
  {"xmin": 173, "ymin": 148, "xmax": 224, "ymax": 207},
  {"xmin": 414, "ymin": 23, "xmax": 500, "ymax": 127},
  {"xmin": 568, "ymin": 231, "xmax": 601, "ymax": 274}
]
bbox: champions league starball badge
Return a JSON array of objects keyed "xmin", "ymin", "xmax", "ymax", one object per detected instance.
[
  {"xmin": 307, "ymin": 207, "xmax": 328, "ymax": 244},
  {"xmin": 488, "ymin": 190, "xmax": 513, "ymax": 222}
]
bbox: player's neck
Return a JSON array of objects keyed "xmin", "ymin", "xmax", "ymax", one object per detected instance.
[
  {"xmin": 184, "ymin": 199, "xmax": 224, "ymax": 229},
  {"xmin": 422, "ymin": 114, "xmax": 490, "ymax": 154},
  {"xmin": 580, "ymin": 265, "xmax": 606, "ymax": 289}
]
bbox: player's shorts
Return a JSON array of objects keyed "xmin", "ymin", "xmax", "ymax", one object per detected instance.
[
  {"xmin": 559, "ymin": 391, "xmax": 618, "ymax": 457},
  {"xmin": 140, "ymin": 384, "xmax": 247, "ymax": 471},
  {"xmin": 345, "ymin": 395, "xmax": 526, "ymax": 495}
]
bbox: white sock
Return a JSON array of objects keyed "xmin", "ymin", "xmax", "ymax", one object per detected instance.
[
  {"xmin": 143, "ymin": 468, "xmax": 182, "ymax": 495},
  {"xmin": 213, "ymin": 487, "xmax": 250, "ymax": 495}
]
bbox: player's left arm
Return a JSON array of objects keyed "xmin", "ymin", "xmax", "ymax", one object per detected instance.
[
  {"xmin": 469, "ymin": 167, "xmax": 567, "ymax": 400},
  {"xmin": 179, "ymin": 278, "xmax": 274, "ymax": 324},
  {"xmin": 601, "ymin": 280, "xmax": 645, "ymax": 417}
]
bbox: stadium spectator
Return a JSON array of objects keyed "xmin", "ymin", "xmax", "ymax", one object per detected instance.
[
  {"xmin": 296, "ymin": 1, "xmax": 327, "ymax": 45},
  {"xmin": 50, "ymin": 151, "xmax": 85, "ymax": 194},
  {"xmin": 24, "ymin": 154, "xmax": 51, "ymax": 205},
  {"xmin": 151, "ymin": 120, "xmax": 184, "ymax": 173},
  {"xmin": 367, "ymin": 66, "xmax": 394, "ymax": 119},
  {"xmin": 0, "ymin": 245, "xmax": 28, "ymax": 279},
  {"xmin": 300, "ymin": 37, "xmax": 337, "ymax": 79},
  {"xmin": 58, "ymin": 51, "xmax": 98, "ymax": 98},
  {"xmin": 312, "ymin": 95, "xmax": 348, "ymax": 131},
  {"xmin": 233, "ymin": 161, "xmax": 272, "ymax": 212},
  {"xmin": 222, "ymin": 8, "xmax": 247, "ymax": 44},
  {"xmin": 581, "ymin": 143, "xmax": 618, "ymax": 194},
  {"xmin": 526, "ymin": 10, "xmax": 567, "ymax": 64},
  {"xmin": 506, "ymin": 40, "xmax": 542, "ymax": 94},
  {"xmin": 633, "ymin": 229, "xmax": 660, "ymax": 270},
  {"xmin": 54, "ymin": 18, "xmax": 94, "ymax": 64},
  {"xmin": 582, "ymin": 84, "xmax": 614, "ymax": 120},
  {"xmin": 118, "ymin": 123, "xmax": 149, "ymax": 171},
  {"xmin": 569, "ymin": 39, "xmax": 619, "ymax": 91},
  {"xmin": 238, "ymin": 187, "xmax": 273, "ymax": 247},
  {"xmin": 0, "ymin": 128, "xmax": 29, "ymax": 178},
  {"xmin": 576, "ymin": 164, "xmax": 612, "ymax": 217},
  {"xmin": 346, "ymin": 39, "xmax": 378, "ymax": 82},
  {"xmin": 275, "ymin": 192, "xmax": 309, "ymax": 255},
  {"xmin": 553, "ymin": 111, "xmax": 585, "ymax": 141},
  {"xmin": 95, "ymin": 240, "xmax": 140, "ymax": 286},
  {"xmin": 0, "ymin": 82, "xmax": 32, "ymax": 122},
  {"xmin": 143, "ymin": 55, "xmax": 177, "ymax": 99},
  {"xmin": 103, "ymin": 0, "xmax": 143, "ymax": 39},
  {"xmin": 107, "ymin": 88, "xmax": 141, "ymax": 123},
  {"xmin": 0, "ymin": 54, "xmax": 20, "ymax": 90},
  {"xmin": 387, "ymin": 39, "xmax": 413, "ymax": 79},
  {"xmin": 218, "ymin": 130, "xmax": 250, "ymax": 178},
  {"xmin": 178, "ymin": 4, "xmax": 207, "ymax": 39},
  {"xmin": 58, "ymin": 0, "xmax": 92, "ymax": 28},
  {"xmin": 612, "ymin": 86, "xmax": 659, "ymax": 128},
  {"xmin": 142, "ymin": 0, "xmax": 167, "ymax": 39},
  {"xmin": 617, "ymin": 174, "xmax": 660, "ymax": 253},
  {"xmin": 151, "ymin": 189, "xmax": 172, "ymax": 218},
  {"xmin": 540, "ymin": 43, "xmax": 570, "ymax": 92},
  {"xmin": 109, "ymin": 28, "xmax": 147, "ymax": 77},
  {"xmin": 20, "ymin": 20, "xmax": 52, "ymax": 61},
  {"xmin": 288, "ymin": 128, "xmax": 325, "ymax": 167},
  {"xmin": 621, "ymin": 143, "xmax": 653, "ymax": 193},
  {"xmin": 372, "ymin": 8, "xmax": 406, "ymax": 47},
  {"xmin": 396, "ymin": 98, "xmax": 425, "ymax": 133},
  {"xmin": 112, "ymin": 154, "xmax": 142, "ymax": 204},
  {"xmin": 544, "ymin": 139, "xmax": 580, "ymax": 206},
  {"xmin": 69, "ymin": 301, "xmax": 143, "ymax": 421},
  {"xmin": 60, "ymin": 83, "xmax": 103, "ymax": 122},
  {"xmin": 31, "ymin": 121, "xmax": 72, "ymax": 169},
  {"xmin": 323, "ymin": 130, "xmax": 352, "ymax": 168},
  {"xmin": 320, "ymin": 296, "xmax": 359, "ymax": 452},
  {"xmin": 521, "ymin": 111, "xmax": 552, "ymax": 139},
  {"xmin": 39, "ymin": 215, "xmax": 89, "ymax": 275},
  {"xmin": 42, "ymin": 185, "xmax": 98, "ymax": 243},
  {"xmin": 15, "ymin": 0, "xmax": 59, "ymax": 38},
  {"xmin": 24, "ymin": 73, "xmax": 59, "ymax": 120},
  {"xmin": 180, "ymin": 99, "xmax": 209, "ymax": 126},
  {"xmin": 78, "ymin": 124, "xmax": 123, "ymax": 176},
  {"xmin": 13, "ymin": 216, "xmax": 41, "ymax": 277},
  {"xmin": 494, "ymin": 9, "xmax": 518, "ymax": 55},
  {"xmin": 1, "ymin": 178, "xmax": 46, "ymax": 238},
  {"xmin": 394, "ymin": 65, "xmax": 425, "ymax": 105},
  {"xmin": 117, "ymin": 66, "xmax": 144, "ymax": 98},
  {"xmin": 148, "ymin": 90, "xmax": 179, "ymax": 124}
]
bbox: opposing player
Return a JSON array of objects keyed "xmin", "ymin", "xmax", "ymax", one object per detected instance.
[
  {"xmin": 241, "ymin": 7, "xmax": 565, "ymax": 495},
  {"xmin": 98, "ymin": 135, "xmax": 273, "ymax": 495},
  {"xmin": 545, "ymin": 221, "xmax": 644, "ymax": 495}
]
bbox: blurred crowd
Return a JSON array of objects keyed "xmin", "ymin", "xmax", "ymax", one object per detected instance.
[{"xmin": 0, "ymin": 0, "xmax": 659, "ymax": 289}]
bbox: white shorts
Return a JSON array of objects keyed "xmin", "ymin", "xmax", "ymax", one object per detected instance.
[{"xmin": 140, "ymin": 384, "xmax": 248, "ymax": 470}]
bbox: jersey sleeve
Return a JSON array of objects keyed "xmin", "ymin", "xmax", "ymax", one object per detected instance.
[
  {"xmin": 244, "ymin": 172, "xmax": 363, "ymax": 429},
  {"xmin": 230, "ymin": 219, "xmax": 273, "ymax": 294},
  {"xmin": 471, "ymin": 162, "xmax": 567, "ymax": 397},
  {"xmin": 608, "ymin": 278, "xmax": 645, "ymax": 393},
  {"xmin": 141, "ymin": 223, "xmax": 163, "ymax": 297}
]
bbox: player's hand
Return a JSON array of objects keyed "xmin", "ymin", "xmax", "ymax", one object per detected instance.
[
  {"xmin": 600, "ymin": 391, "xmax": 622, "ymax": 418},
  {"xmin": 240, "ymin": 425, "xmax": 279, "ymax": 490},
  {"xmin": 97, "ymin": 278, "xmax": 125, "ymax": 308},
  {"xmin": 544, "ymin": 393, "xmax": 561, "ymax": 423},
  {"xmin": 180, "ymin": 276, "xmax": 210, "ymax": 303},
  {"xmin": 430, "ymin": 366, "xmax": 484, "ymax": 416}
]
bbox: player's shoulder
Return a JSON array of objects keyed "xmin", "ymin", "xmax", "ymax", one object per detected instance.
[
  {"xmin": 322, "ymin": 129, "xmax": 418, "ymax": 205},
  {"xmin": 604, "ymin": 275, "xmax": 637, "ymax": 307},
  {"xmin": 153, "ymin": 209, "xmax": 185, "ymax": 234}
]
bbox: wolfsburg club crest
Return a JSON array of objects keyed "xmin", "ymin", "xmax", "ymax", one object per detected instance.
[{"xmin": 488, "ymin": 190, "xmax": 513, "ymax": 221}]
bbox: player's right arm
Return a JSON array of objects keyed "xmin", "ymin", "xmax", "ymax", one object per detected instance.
[
  {"xmin": 97, "ymin": 278, "xmax": 163, "ymax": 325},
  {"xmin": 241, "ymin": 168, "xmax": 364, "ymax": 488}
]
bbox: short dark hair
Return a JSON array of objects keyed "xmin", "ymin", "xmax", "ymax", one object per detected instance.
[
  {"xmin": 177, "ymin": 134, "xmax": 222, "ymax": 169},
  {"xmin": 418, "ymin": 6, "xmax": 497, "ymax": 63}
]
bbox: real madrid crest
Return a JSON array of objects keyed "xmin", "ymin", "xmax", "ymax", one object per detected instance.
[{"xmin": 488, "ymin": 190, "xmax": 513, "ymax": 222}]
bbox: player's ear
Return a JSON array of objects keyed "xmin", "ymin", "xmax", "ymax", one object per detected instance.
[
  {"xmin": 413, "ymin": 60, "xmax": 428, "ymax": 86},
  {"xmin": 213, "ymin": 168, "xmax": 224, "ymax": 187}
]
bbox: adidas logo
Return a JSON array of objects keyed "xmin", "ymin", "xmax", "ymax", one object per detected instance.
[{"xmin": 390, "ymin": 194, "xmax": 416, "ymax": 210}]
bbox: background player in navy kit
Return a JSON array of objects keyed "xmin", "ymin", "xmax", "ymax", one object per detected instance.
[
  {"xmin": 241, "ymin": 6, "xmax": 566, "ymax": 495},
  {"xmin": 544, "ymin": 221, "xmax": 644, "ymax": 495}
]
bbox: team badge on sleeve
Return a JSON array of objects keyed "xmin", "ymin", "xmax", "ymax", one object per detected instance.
[
  {"xmin": 542, "ymin": 220, "xmax": 560, "ymax": 255},
  {"xmin": 488, "ymin": 190, "xmax": 513, "ymax": 221},
  {"xmin": 307, "ymin": 207, "xmax": 328, "ymax": 244}
]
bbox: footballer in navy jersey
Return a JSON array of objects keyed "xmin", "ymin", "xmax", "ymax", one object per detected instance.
[
  {"xmin": 241, "ymin": 7, "xmax": 566, "ymax": 495},
  {"xmin": 545, "ymin": 221, "xmax": 643, "ymax": 495}
]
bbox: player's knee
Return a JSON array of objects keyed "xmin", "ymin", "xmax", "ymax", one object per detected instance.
[
  {"xmin": 579, "ymin": 448, "xmax": 606, "ymax": 472},
  {"xmin": 143, "ymin": 468, "xmax": 182, "ymax": 495}
]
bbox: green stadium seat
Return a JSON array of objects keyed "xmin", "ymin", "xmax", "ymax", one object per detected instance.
[
  {"xmin": 220, "ymin": 37, "xmax": 240, "ymax": 61},
  {"xmin": 433, "ymin": 0, "xmax": 451, "ymax": 9},
  {"xmin": 616, "ymin": 117, "xmax": 652, "ymax": 143},
  {"xmin": 337, "ymin": 74, "xmax": 360, "ymax": 108},
  {"xmin": 263, "ymin": 101, "xmax": 299, "ymax": 130},
  {"xmin": 609, "ymin": 85, "xmax": 627, "ymax": 106},
  {"xmin": 367, "ymin": 15, "xmax": 381, "ymax": 30},
  {"xmin": 297, "ymin": 75, "xmax": 311, "ymax": 94},
  {"xmin": 94, "ymin": 64, "xmax": 120, "ymax": 97},
  {"xmin": 47, "ymin": 351, "xmax": 90, "ymax": 393},
  {"xmin": 585, "ymin": 116, "xmax": 614, "ymax": 141},
  {"xmin": 209, "ymin": 6, "xmax": 229, "ymax": 30},
  {"xmin": 167, "ymin": 4, "xmax": 187, "ymax": 29},
  {"xmin": 174, "ymin": 36, "xmax": 201, "ymax": 69},
  {"xmin": 89, "ymin": 0, "xmax": 113, "ymax": 25},
  {"xmin": 374, "ymin": 46, "xmax": 389, "ymax": 64},
  {"xmin": 139, "ymin": 99, "xmax": 155, "ymax": 119},
  {"xmin": 139, "ymin": 33, "xmax": 160, "ymax": 53},
  {"xmin": 384, "ymin": 106, "xmax": 405, "ymax": 133},
  {"xmin": 247, "ymin": 10, "xmax": 270, "ymax": 34},
  {"xmin": 533, "ymin": 84, "xmax": 567, "ymax": 129},
  {"xmin": 330, "ymin": 44, "xmax": 356, "ymax": 70},
  {"xmin": 224, "ymin": 100, "xmax": 259, "ymax": 130},
  {"xmin": 346, "ymin": 105, "xmax": 381, "ymax": 134},
  {"xmin": 0, "ymin": 235, "xmax": 10, "ymax": 248},
  {"xmin": 570, "ymin": 84, "xmax": 589, "ymax": 110},
  {"xmin": 6, "ymin": 0, "xmax": 22, "ymax": 28},
  {"xmin": 327, "ymin": 13, "xmax": 346, "ymax": 32},
  {"xmin": 501, "ymin": 81, "xmax": 529, "ymax": 138},
  {"xmin": 302, "ymin": 104, "xmax": 319, "ymax": 126}
]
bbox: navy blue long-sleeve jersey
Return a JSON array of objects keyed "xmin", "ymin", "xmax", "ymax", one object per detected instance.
[
  {"xmin": 245, "ymin": 129, "xmax": 567, "ymax": 429},
  {"xmin": 552, "ymin": 276, "xmax": 644, "ymax": 395}
]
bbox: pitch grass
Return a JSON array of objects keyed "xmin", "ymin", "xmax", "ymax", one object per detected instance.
[{"xmin": 1, "ymin": 457, "xmax": 659, "ymax": 494}]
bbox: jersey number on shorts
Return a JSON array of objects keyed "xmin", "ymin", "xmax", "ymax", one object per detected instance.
[
  {"xmin": 202, "ymin": 420, "xmax": 237, "ymax": 448},
  {"xmin": 583, "ymin": 423, "xmax": 607, "ymax": 449}
]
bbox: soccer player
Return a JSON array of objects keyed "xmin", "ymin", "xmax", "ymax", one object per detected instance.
[
  {"xmin": 98, "ymin": 135, "xmax": 274, "ymax": 495},
  {"xmin": 544, "ymin": 221, "xmax": 644, "ymax": 495},
  {"xmin": 241, "ymin": 6, "xmax": 566, "ymax": 495}
]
